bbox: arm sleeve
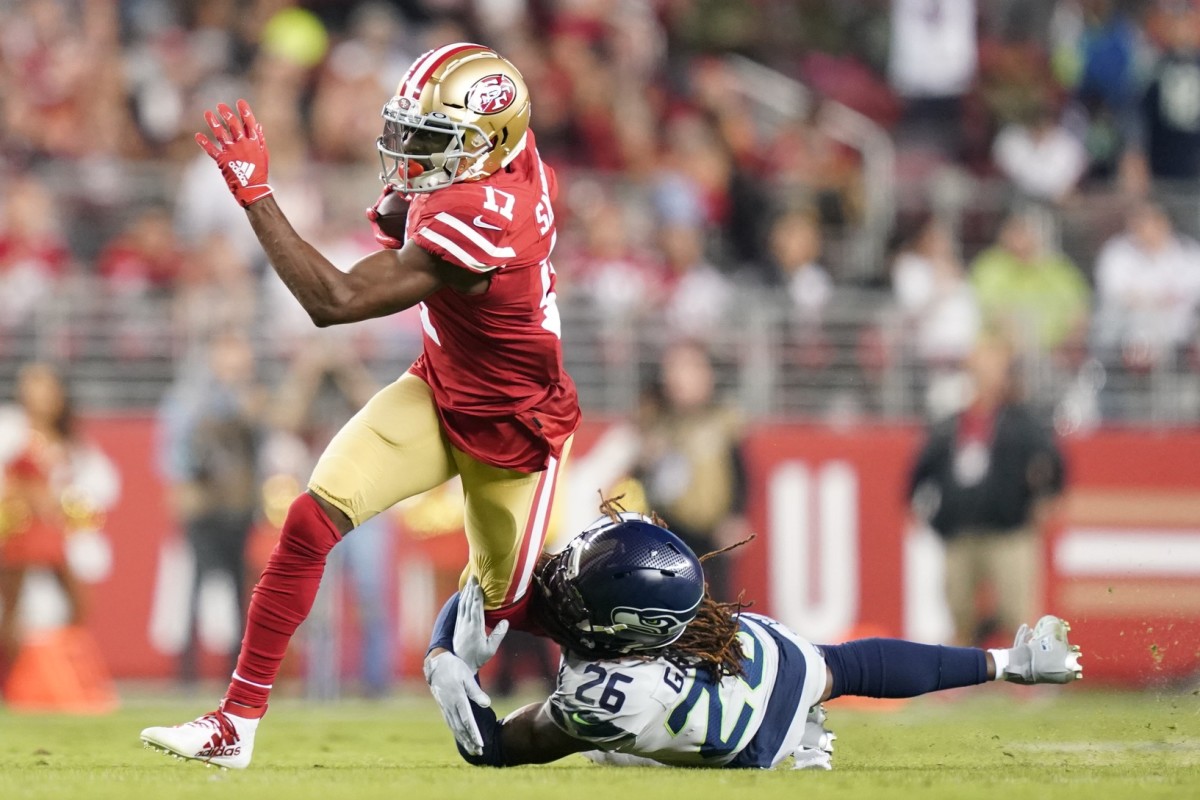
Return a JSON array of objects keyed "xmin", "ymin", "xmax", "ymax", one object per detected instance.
[
  {"xmin": 410, "ymin": 195, "xmax": 514, "ymax": 273},
  {"xmin": 427, "ymin": 592, "xmax": 461, "ymax": 656},
  {"xmin": 457, "ymin": 702, "xmax": 509, "ymax": 767}
]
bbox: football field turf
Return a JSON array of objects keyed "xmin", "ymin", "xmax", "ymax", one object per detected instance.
[{"xmin": 1, "ymin": 688, "xmax": 1196, "ymax": 800}]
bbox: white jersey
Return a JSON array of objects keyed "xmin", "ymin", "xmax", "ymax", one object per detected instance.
[{"xmin": 544, "ymin": 614, "xmax": 827, "ymax": 768}]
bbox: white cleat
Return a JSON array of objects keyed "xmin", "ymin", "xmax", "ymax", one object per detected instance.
[
  {"xmin": 140, "ymin": 701, "xmax": 264, "ymax": 769},
  {"xmin": 1003, "ymin": 615, "xmax": 1083, "ymax": 685}
]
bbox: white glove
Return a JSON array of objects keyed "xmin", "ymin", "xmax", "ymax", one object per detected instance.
[
  {"xmin": 424, "ymin": 651, "xmax": 491, "ymax": 756},
  {"xmin": 423, "ymin": 578, "xmax": 510, "ymax": 756},
  {"xmin": 453, "ymin": 576, "xmax": 509, "ymax": 672}
]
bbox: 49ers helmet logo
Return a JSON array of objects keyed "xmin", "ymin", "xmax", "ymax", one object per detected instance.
[{"xmin": 466, "ymin": 74, "xmax": 517, "ymax": 114}]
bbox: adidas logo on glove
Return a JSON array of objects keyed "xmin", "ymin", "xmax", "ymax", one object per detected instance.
[{"xmin": 229, "ymin": 160, "xmax": 256, "ymax": 186}]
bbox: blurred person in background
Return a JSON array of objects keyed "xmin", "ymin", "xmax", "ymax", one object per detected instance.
[
  {"xmin": 970, "ymin": 212, "xmax": 1091, "ymax": 359},
  {"xmin": 762, "ymin": 210, "xmax": 835, "ymax": 371},
  {"xmin": 0, "ymin": 363, "xmax": 118, "ymax": 684},
  {"xmin": 310, "ymin": 3, "xmax": 414, "ymax": 164},
  {"xmin": 892, "ymin": 214, "xmax": 981, "ymax": 368},
  {"xmin": 764, "ymin": 210, "xmax": 834, "ymax": 322},
  {"xmin": 97, "ymin": 205, "xmax": 185, "ymax": 359},
  {"xmin": 1135, "ymin": 0, "xmax": 1200, "ymax": 185},
  {"xmin": 992, "ymin": 95, "xmax": 1089, "ymax": 205},
  {"xmin": 660, "ymin": 224, "xmax": 734, "ymax": 341},
  {"xmin": 566, "ymin": 197, "xmax": 661, "ymax": 321},
  {"xmin": 97, "ymin": 205, "xmax": 183, "ymax": 297},
  {"xmin": 266, "ymin": 340, "xmax": 395, "ymax": 700},
  {"xmin": 157, "ymin": 331, "xmax": 264, "ymax": 685},
  {"xmin": 634, "ymin": 340, "xmax": 749, "ymax": 602},
  {"xmin": 888, "ymin": 0, "xmax": 979, "ymax": 169},
  {"xmin": 907, "ymin": 334, "xmax": 1066, "ymax": 647},
  {"xmin": 1092, "ymin": 200, "xmax": 1200, "ymax": 373},
  {"xmin": 0, "ymin": 174, "xmax": 71, "ymax": 348},
  {"xmin": 1051, "ymin": 0, "xmax": 1145, "ymax": 183},
  {"xmin": 171, "ymin": 232, "xmax": 257, "ymax": 345}
]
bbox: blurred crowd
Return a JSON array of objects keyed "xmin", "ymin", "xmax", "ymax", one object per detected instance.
[{"xmin": 0, "ymin": 0, "xmax": 1199, "ymax": 425}]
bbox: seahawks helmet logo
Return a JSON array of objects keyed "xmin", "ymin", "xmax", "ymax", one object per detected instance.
[{"xmin": 610, "ymin": 607, "xmax": 689, "ymax": 638}]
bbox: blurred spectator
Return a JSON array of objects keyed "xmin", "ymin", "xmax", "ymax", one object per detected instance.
[
  {"xmin": 970, "ymin": 212, "xmax": 1091, "ymax": 356},
  {"xmin": 659, "ymin": 224, "xmax": 733, "ymax": 340},
  {"xmin": 1051, "ymin": 0, "xmax": 1145, "ymax": 181},
  {"xmin": 0, "ymin": 363, "xmax": 118, "ymax": 680},
  {"xmin": 763, "ymin": 211, "xmax": 834, "ymax": 321},
  {"xmin": 892, "ymin": 215, "xmax": 981, "ymax": 365},
  {"xmin": 634, "ymin": 340, "xmax": 749, "ymax": 602},
  {"xmin": 907, "ymin": 335, "xmax": 1065, "ymax": 647},
  {"xmin": 992, "ymin": 98, "xmax": 1089, "ymax": 203},
  {"xmin": 0, "ymin": 174, "xmax": 70, "ymax": 339},
  {"xmin": 762, "ymin": 102, "xmax": 864, "ymax": 230},
  {"xmin": 888, "ymin": 0, "xmax": 979, "ymax": 163},
  {"xmin": 97, "ymin": 205, "xmax": 183, "ymax": 295},
  {"xmin": 172, "ymin": 232, "xmax": 257, "ymax": 344},
  {"xmin": 565, "ymin": 198, "xmax": 661, "ymax": 320},
  {"xmin": 1137, "ymin": 0, "xmax": 1200, "ymax": 182},
  {"xmin": 310, "ymin": 3, "xmax": 411, "ymax": 163},
  {"xmin": 158, "ymin": 331, "xmax": 264, "ymax": 684},
  {"xmin": 265, "ymin": 339, "xmax": 396, "ymax": 699},
  {"xmin": 1093, "ymin": 201, "xmax": 1200, "ymax": 368}
]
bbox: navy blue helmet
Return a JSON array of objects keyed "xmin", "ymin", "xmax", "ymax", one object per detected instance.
[{"xmin": 536, "ymin": 513, "xmax": 705, "ymax": 657}]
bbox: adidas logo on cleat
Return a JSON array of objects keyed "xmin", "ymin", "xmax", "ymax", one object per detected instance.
[{"xmin": 198, "ymin": 746, "xmax": 241, "ymax": 758}]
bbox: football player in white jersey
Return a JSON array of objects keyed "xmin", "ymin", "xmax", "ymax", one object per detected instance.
[{"xmin": 424, "ymin": 511, "xmax": 1084, "ymax": 769}]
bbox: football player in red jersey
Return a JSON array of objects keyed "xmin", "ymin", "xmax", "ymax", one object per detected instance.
[{"xmin": 141, "ymin": 44, "xmax": 579, "ymax": 769}]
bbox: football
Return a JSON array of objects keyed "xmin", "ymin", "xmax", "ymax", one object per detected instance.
[{"xmin": 373, "ymin": 189, "xmax": 409, "ymax": 242}]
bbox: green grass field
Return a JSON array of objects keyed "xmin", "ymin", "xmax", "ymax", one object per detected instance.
[{"xmin": 1, "ymin": 688, "xmax": 1197, "ymax": 800}]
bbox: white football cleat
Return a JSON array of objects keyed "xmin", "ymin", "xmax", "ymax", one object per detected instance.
[
  {"xmin": 1003, "ymin": 615, "xmax": 1083, "ymax": 685},
  {"xmin": 140, "ymin": 700, "xmax": 265, "ymax": 769}
]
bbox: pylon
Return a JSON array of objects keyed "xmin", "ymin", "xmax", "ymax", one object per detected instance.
[{"xmin": 3, "ymin": 625, "xmax": 118, "ymax": 713}]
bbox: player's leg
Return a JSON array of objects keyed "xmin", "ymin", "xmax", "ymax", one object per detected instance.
[
  {"xmin": 818, "ymin": 616, "xmax": 1082, "ymax": 702},
  {"xmin": 225, "ymin": 373, "xmax": 455, "ymax": 705},
  {"xmin": 943, "ymin": 533, "xmax": 980, "ymax": 645},
  {"xmin": 983, "ymin": 527, "xmax": 1042, "ymax": 639},
  {"xmin": 0, "ymin": 566, "xmax": 24, "ymax": 679},
  {"xmin": 453, "ymin": 437, "xmax": 572, "ymax": 619},
  {"xmin": 142, "ymin": 373, "xmax": 457, "ymax": 768}
]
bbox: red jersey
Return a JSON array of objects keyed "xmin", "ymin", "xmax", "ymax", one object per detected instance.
[{"xmin": 404, "ymin": 131, "xmax": 579, "ymax": 472}]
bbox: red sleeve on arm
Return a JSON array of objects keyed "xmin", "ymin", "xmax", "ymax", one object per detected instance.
[{"xmin": 409, "ymin": 191, "xmax": 514, "ymax": 273}]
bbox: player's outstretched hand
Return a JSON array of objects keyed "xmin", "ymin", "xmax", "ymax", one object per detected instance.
[
  {"xmin": 424, "ymin": 650, "xmax": 491, "ymax": 756},
  {"xmin": 195, "ymin": 99, "xmax": 273, "ymax": 208},
  {"xmin": 453, "ymin": 577, "xmax": 509, "ymax": 672}
]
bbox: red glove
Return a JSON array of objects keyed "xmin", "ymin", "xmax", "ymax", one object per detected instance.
[
  {"xmin": 365, "ymin": 184, "xmax": 404, "ymax": 249},
  {"xmin": 195, "ymin": 99, "xmax": 273, "ymax": 208}
]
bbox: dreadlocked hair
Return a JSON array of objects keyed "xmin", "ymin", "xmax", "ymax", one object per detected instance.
[{"xmin": 659, "ymin": 538, "xmax": 754, "ymax": 679}]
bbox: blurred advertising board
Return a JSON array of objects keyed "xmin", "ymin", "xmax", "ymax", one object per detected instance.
[{"xmin": 68, "ymin": 417, "xmax": 1199, "ymax": 687}]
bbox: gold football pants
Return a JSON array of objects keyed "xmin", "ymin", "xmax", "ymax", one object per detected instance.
[{"xmin": 308, "ymin": 372, "xmax": 570, "ymax": 609}]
